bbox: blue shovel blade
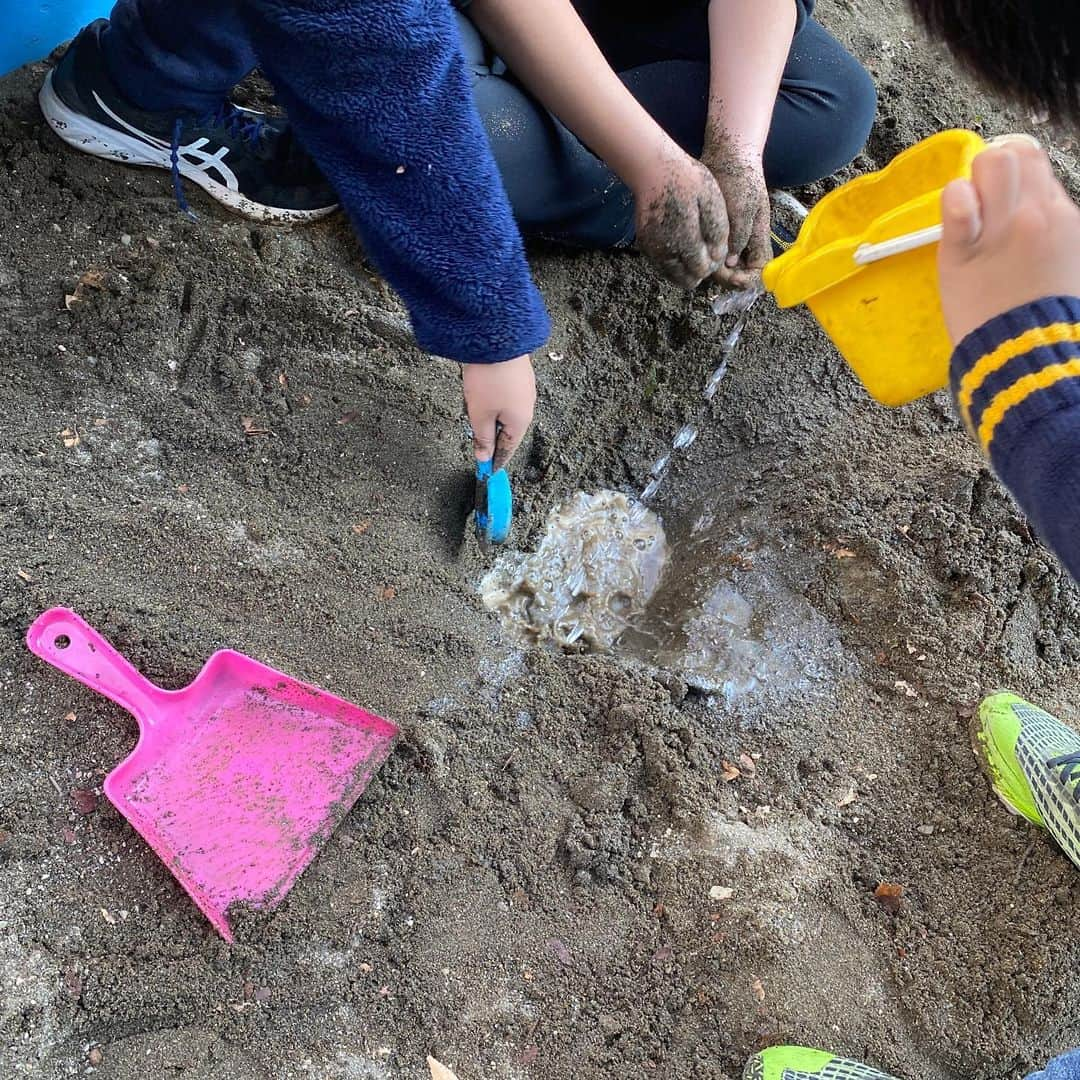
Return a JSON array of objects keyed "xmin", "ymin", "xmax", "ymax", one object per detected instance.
[{"xmin": 475, "ymin": 460, "xmax": 513, "ymax": 545}]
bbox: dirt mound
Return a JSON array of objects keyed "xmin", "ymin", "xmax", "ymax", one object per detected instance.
[{"xmin": 3, "ymin": 3, "xmax": 1080, "ymax": 1079}]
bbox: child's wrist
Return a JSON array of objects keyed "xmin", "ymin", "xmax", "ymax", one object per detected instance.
[{"xmin": 624, "ymin": 137, "xmax": 690, "ymax": 196}]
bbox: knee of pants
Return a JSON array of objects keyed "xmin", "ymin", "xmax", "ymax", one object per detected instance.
[{"xmin": 765, "ymin": 50, "xmax": 878, "ymax": 189}]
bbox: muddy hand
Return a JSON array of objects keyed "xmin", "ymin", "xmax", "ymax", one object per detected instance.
[
  {"xmin": 633, "ymin": 152, "xmax": 730, "ymax": 290},
  {"xmin": 461, "ymin": 354, "xmax": 537, "ymax": 470},
  {"xmin": 701, "ymin": 139, "xmax": 771, "ymax": 290}
]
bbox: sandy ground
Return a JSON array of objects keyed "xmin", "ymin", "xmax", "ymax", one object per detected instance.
[{"xmin": 3, "ymin": 2, "xmax": 1080, "ymax": 1078}]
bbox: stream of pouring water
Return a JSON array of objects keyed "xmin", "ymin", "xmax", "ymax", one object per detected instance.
[
  {"xmin": 481, "ymin": 196, "xmax": 812, "ymax": 655},
  {"xmin": 639, "ymin": 194, "xmax": 809, "ymax": 506}
]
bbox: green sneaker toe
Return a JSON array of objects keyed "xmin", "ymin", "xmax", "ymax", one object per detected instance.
[
  {"xmin": 743, "ymin": 1047, "xmax": 898, "ymax": 1080},
  {"xmin": 975, "ymin": 692, "xmax": 1080, "ymax": 869}
]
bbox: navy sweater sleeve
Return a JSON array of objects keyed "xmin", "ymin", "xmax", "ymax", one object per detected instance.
[
  {"xmin": 240, "ymin": 0, "xmax": 550, "ymax": 363},
  {"xmin": 951, "ymin": 296, "xmax": 1080, "ymax": 582}
]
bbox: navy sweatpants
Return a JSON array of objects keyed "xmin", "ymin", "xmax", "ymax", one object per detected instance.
[{"xmin": 100, "ymin": 0, "xmax": 876, "ymax": 247}]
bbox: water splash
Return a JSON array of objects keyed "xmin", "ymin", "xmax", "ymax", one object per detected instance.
[{"xmin": 480, "ymin": 490, "xmax": 668, "ymax": 650}]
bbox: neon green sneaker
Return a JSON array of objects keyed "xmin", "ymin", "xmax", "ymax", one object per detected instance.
[
  {"xmin": 973, "ymin": 692, "xmax": 1080, "ymax": 868},
  {"xmin": 743, "ymin": 1047, "xmax": 898, "ymax": 1080}
]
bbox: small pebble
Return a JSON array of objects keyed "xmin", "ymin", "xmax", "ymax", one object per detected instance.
[
  {"xmin": 120, "ymin": 233, "xmax": 132, "ymax": 246},
  {"xmin": 916, "ymin": 824, "xmax": 934, "ymax": 836},
  {"xmin": 88, "ymin": 1047, "xmax": 103, "ymax": 1066}
]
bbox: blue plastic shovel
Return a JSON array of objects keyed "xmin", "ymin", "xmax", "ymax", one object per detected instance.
[{"xmin": 475, "ymin": 459, "xmax": 512, "ymax": 545}]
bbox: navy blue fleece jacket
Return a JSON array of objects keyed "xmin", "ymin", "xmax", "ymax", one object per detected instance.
[
  {"xmin": 952, "ymin": 297, "xmax": 1080, "ymax": 582},
  {"xmin": 241, "ymin": 0, "xmax": 550, "ymax": 363}
]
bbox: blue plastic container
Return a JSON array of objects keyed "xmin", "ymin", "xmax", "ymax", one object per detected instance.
[{"xmin": 2, "ymin": 2, "xmax": 112, "ymax": 76}]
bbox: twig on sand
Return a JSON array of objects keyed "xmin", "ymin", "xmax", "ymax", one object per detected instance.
[{"xmin": 1014, "ymin": 839, "xmax": 1037, "ymax": 888}]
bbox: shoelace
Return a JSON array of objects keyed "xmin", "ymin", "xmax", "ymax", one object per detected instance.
[
  {"xmin": 169, "ymin": 103, "xmax": 268, "ymax": 220},
  {"xmin": 1047, "ymin": 751, "xmax": 1080, "ymax": 796}
]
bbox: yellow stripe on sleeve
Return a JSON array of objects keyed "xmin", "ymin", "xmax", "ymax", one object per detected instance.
[
  {"xmin": 978, "ymin": 357, "xmax": 1080, "ymax": 452},
  {"xmin": 958, "ymin": 322, "xmax": 1080, "ymax": 430}
]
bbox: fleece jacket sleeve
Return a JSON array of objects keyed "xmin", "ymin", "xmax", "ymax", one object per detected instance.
[
  {"xmin": 950, "ymin": 296, "xmax": 1080, "ymax": 583},
  {"xmin": 241, "ymin": 0, "xmax": 551, "ymax": 363}
]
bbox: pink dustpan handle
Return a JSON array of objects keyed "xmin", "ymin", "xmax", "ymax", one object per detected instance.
[{"xmin": 27, "ymin": 608, "xmax": 166, "ymax": 724}]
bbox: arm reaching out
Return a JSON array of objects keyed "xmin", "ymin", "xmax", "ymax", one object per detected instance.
[
  {"xmin": 940, "ymin": 139, "xmax": 1080, "ymax": 581},
  {"xmin": 467, "ymin": 0, "xmax": 732, "ymax": 288},
  {"xmin": 241, "ymin": 0, "xmax": 549, "ymax": 366},
  {"xmin": 702, "ymin": 0, "xmax": 799, "ymax": 285}
]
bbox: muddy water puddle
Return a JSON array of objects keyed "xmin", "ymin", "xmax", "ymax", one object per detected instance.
[{"xmin": 482, "ymin": 491, "xmax": 852, "ymax": 718}]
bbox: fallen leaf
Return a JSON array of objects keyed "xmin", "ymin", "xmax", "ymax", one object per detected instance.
[
  {"xmin": 64, "ymin": 293, "xmax": 80, "ymax": 310},
  {"xmin": 547, "ymin": 938, "xmax": 573, "ymax": 966},
  {"xmin": 337, "ymin": 410, "xmax": 359, "ymax": 425},
  {"xmin": 836, "ymin": 786, "xmax": 858, "ymax": 808},
  {"xmin": 351, "ymin": 521, "xmax": 371, "ymax": 535},
  {"xmin": 518, "ymin": 1045, "xmax": 539, "ymax": 1066},
  {"xmin": 79, "ymin": 270, "xmax": 107, "ymax": 290},
  {"xmin": 823, "ymin": 539, "xmax": 856, "ymax": 558},
  {"xmin": 88, "ymin": 1047, "xmax": 103, "ymax": 1067},
  {"xmin": 720, "ymin": 760, "xmax": 741, "ymax": 783},
  {"xmin": 874, "ymin": 882, "xmax": 905, "ymax": 915},
  {"xmin": 652, "ymin": 944, "xmax": 673, "ymax": 963},
  {"xmin": 60, "ymin": 427, "xmax": 80, "ymax": 448},
  {"xmin": 708, "ymin": 885, "xmax": 734, "ymax": 902},
  {"xmin": 378, "ymin": 585, "xmax": 396, "ymax": 602},
  {"xmin": 16, "ymin": 568, "xmax": 33, "ymax": 583},
  {"xmin": 359, "ymin": 962, "xmax": 373, "ymax": 973},
  {"xmin": 428, "ymin": 1057, "xmax": 459, "ymax": 1080},
  {"xmin": 277, "ymin": 372, "xmax": 288, "ymax": 388},
  {"xmin": 652, "ymin": 902, "xmax": 665, "ymax": 918},
  {"xmin": 751, "ymin": 977, "xmax": 766, "ymax": 1003},
  {"xmin": 737, "ymin": 753, "xmax": 757, "ymax": 779},
  {"xmin": 100, "ymin": 908, "xmax": 116, "ymax": 926},
  {"xmin": 893, "ymin": 679, "xmax": 918, "ymax": 699},
  {"xmin": 177, "ymin": 484, "xmax": 190, "ymax": 495},
  {"xmin": 240, "ymin": 416, "xmax": 270, "ymax": 436},
  {"xmin": 70, "ymin": 788, "xmax": 97, "ymax": 815},
  {"xmin": 300, "ymin": 393, "xmax": 312, "ymax": 407},
  {"xmin": 62, "ymin": 962, "xmax": 82, "ymax": 1001},
  {"xmin": 61, "ymin": 827, "xmax": 77, "ymax": 845}
]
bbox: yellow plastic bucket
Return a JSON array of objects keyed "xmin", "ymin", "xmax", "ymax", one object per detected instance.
[{"xmin": 762, "ymin": 129, "xmax": 987, "ymax": 406}]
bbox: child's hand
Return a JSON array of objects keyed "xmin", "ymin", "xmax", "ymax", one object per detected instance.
[
  {"xmin": 633, "ymin": 152, "xmax": 730, "ymax": 290},
  {"xmin": 461, "ymin": 354, "xmax": 536, "ymax": 469},
  {"xmin": 701, "ymin": 139, "xmax": 772, "ymax": 289},
  {"xmin": 939, "ymin": 137, "xmax": 1080, "ymax": 344}
]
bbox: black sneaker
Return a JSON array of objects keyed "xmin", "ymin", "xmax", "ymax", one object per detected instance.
[{"xmin": 39, "ymin": 20, "xmax": 338, "ymax": 223}]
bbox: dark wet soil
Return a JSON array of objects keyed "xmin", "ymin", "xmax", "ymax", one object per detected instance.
[{"xmin": 2, "ymin": 3, "xmax": 1080, "ymax": 1078}]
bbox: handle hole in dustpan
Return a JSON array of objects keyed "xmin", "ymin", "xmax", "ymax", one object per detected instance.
[{"xmin": 54, "ymin": 634, "xmax": 71, "ymax": 650}]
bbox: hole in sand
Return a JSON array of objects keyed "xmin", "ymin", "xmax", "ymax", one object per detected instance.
[{"xmin": 53, "ymin": 634, "xmax": 71, "ymax": 650}]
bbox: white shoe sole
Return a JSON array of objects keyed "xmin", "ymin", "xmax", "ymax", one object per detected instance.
[{"xmin": 39, "ymin": 70, "xmax": 337, "ymax": 225}]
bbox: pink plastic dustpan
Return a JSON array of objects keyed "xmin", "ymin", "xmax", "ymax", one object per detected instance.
[{"xmin": 27, "ymin": 608, "xmax": 398, "ymax": 941}]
